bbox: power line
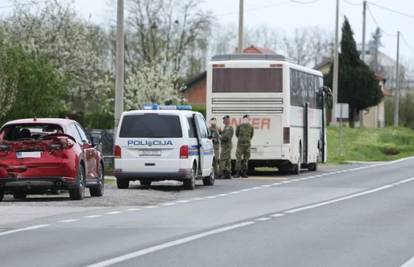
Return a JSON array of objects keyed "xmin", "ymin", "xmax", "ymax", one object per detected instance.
[
  {"xmin": 368, "ymin": 1, "xmax": 414, "ymax": 20},
  {"xmin": 289, "ymin": 0, "xmax": 320, "ymax": 4},
  {"xmin": 366, "ymin": 5, "xmax": 397, "ymax": 37},
  {"xmin": 216, "ymin": 0, "xmax": 291, "ymax": 17},
  {"xmin": 401, "ymin": 33, "xmax": 414, "ymax": 54},
  {"xmin": 343, "ymin": 0, "xmax": 361, "ymax": 6}
]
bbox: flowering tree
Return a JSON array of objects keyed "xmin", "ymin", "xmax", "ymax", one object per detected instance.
[
  {"xmin": 125, "ymin": 63, "xmax": 183, "ymax": 110},
  {"xmin": 0, "ymin": 34, "xmax": 17, "ymax": 122},
  {"xmin": 1, "ymin": 1, "xmax": 113, "ymax": 115}
]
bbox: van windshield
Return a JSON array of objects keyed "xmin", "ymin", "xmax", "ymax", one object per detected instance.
[{"xmin": 119, "ymin": 114, "xmax": 182, "ymax": 138}]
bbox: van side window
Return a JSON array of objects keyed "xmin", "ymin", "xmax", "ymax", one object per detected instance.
[
  {"xmin": 196, "ymin": 115, "xmax": 209, "ymax": 139},
  {"xmin": 187, "ymin": 117, "xmax": 196, "ymax": 138}
]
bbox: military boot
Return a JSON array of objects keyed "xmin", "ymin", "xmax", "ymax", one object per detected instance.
[
  {"xmin": 241, "ymin": 170, "xmax": 248, "ymax": 178},
  {"xmin": 225, "ymin": 171, "xmax": 232, "ymax": 179},
  {"xmin": 233, "ymin": 172, "xmax": 241, "ymax": 178}
]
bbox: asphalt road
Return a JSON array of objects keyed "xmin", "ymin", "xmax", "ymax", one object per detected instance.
[{"xmin": 1, "ymin": 159, "xmax": 414, "ymax": 267}]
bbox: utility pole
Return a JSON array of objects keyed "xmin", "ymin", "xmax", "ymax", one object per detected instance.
[
  {"xmin": 331, "ymin": 0, "xmax": 340, "ymax": 125},
  {"xmin": 237, "ymin": 0, "xmax": 244, "ymax": 53},
  {"xmin": 359, "ymin": 0, "xmax": 367, "ymax": 127},
  {"xmin": 114, "ymin": 0, "xmax": 125, "ymax": 135},
  {"xmin": 394, "ymin": 31, "xmax": 400, "ymax": 127}
]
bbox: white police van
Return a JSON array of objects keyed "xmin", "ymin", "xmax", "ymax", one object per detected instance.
[{"xmin": 114, "ymin": 105, "xmax": 215, "ymax": 190}]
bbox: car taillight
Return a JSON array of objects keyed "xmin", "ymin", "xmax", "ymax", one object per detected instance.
[
  {"xmin": 283, "ymin": 127, "xmax": 290, "ymax": 144},
  {"xmin": 180, "ymin": 145, "xmax": 189, "ymax": 159},
  {"xmin": 114, "ymin": 145, "xmax": 122, "ymax": 158}
]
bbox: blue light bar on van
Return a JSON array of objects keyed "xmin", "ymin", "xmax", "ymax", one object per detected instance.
[{"xmin": 143, "ymin": 104, "xmax": 192, "ymax": 111}]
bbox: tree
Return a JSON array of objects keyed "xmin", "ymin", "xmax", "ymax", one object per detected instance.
[
  {"xmin": 0, "ymin": 39, "xmax": 66, "ymax": 122},
  {"xmin": 325, "ymin": 17, "xmax": 383, "ymax": 127},
  {"xmin": 1, "ymin": 1, "xmax": 113, "ymax": 116},
  {"xmin": 0, "ymin": 33, "xmax": 18, "ymax": 123},
  {"xmin": 124, "ymin": 63, "xmax": 183, "ymax": 110}
]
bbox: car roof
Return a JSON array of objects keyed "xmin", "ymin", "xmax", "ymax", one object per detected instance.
[
  {"xmin": 2, "ymin": 118, "xmax": 76, "ymax": 127},
  {"xmin": 122, "ymin": 110, "xmax": 200, "ymax": 117}
]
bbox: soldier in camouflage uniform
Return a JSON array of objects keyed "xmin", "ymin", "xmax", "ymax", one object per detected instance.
[
  {"xmin": 208, "ymin": 118, "xmax": 221, "ymax": 177},
  {"xmin": 234, "ymin": 115, "xmax": 254, "ymax": 178},
  {"xmin": 220, "ymin": 115, "xmax": 234, "ymax": 179}
]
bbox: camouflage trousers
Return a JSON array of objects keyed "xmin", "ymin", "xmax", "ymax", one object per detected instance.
[
  {"xmin": 235, "ymin": 144, "xmax": 250, "ymax": 173},
  {"xmin": 213, "ymin": 144, "xmax": 220, "ymax": 175},
  {"xmin": 220, "ymin": 143, "xmax": 232, "ymax": 174}
]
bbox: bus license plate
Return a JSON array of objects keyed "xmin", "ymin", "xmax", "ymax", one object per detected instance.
[
  {"xmin": 139, "ymin": 150, "xmax": 161, "ymax": 157},
  {"xmin": 17, "ymin": 151, "xmax": 42, "ymax": 159}
]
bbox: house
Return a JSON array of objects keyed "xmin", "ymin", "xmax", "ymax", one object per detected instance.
[
  {"xmin": 314, "ymin": 59, "xmax": 392, "ymax": 128},
  {"xmin": 182, "ymin": 45, "xmax": 276, "ymax": 107}
]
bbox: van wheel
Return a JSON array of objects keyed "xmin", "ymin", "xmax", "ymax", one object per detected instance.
[
  {"xmin": 117, "ymin": 179, "xmax": 130, "ymax": 189},
  {"xmin": 140, "ymin": 180, "xmax": 152, "ymax": 187},
  {"xmin": 90, "ymin": 163, "xmax": 104, "ymax": 197},
  {"xmin": 308, "ymin": 163, "xmax": 317, "ymax": 171},
  {"xmin": 203, "ymin": 166, "xmax": 215, "ymax": 186},
  {"xmin": 0, "ymin": 189, "xmax": 4, "ymax": 202},
  {"xmin": 69, "ymin": 164, "xmax": 86, "ymax": 200},
  {"xmin": 13, "ymin": 192, "xmax": 27, "ymax": 200},
  {"xmin": 183, "ymin": 165, "xmax": 196, "ymax": 190}
]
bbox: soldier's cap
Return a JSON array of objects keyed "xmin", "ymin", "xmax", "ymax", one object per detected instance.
[
  {"xmin": 243, "ymin": 114, "xmax": 249, "ymax": 119},
  {"xmin": 222, "ymin": 115, "xmax": 230, "ymax": 120}
]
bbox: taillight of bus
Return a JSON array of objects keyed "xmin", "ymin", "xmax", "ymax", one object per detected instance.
[{"xmin": 283, "ymin": 127, "xmax": 290, "ymax": 144}]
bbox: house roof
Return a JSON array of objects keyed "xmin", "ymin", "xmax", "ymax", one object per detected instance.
[
  {"xmin": 183, "ymin": 71, "xmax": 206, "ymax": 92},
  {"xmin": 243, "ymin": 45, "xmax": 276, "ymax": 54}
]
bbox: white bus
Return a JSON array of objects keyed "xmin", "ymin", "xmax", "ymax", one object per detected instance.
[{"xmin": 206, "ymin": 54, "xmax": 327, "ymax": 174}]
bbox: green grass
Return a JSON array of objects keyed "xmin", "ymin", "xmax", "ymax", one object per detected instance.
[{"xmin": 328, "ymin": 126, "xmax": 414, "ymax": 163}]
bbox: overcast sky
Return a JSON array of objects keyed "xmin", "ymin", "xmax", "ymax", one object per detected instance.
[{"xmin": 1, "ymin": 0, "xmax": 413, "ymax": 63}]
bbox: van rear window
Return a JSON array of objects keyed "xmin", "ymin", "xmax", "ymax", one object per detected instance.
[{"xmin": 119, "ymin": 114, "xmax": 182, "ymax": 138}]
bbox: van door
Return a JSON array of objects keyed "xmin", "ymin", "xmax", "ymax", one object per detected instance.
[{"xmin": 194, "ymin": 114, "xmax": 213, "ymax": 176}]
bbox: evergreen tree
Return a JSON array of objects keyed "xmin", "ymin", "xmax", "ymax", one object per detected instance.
[{"xmin": 325, "ymin": 17, "xmax": 383, "ymax": 127}]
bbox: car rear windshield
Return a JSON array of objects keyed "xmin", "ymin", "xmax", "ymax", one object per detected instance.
[
  {"xmin": 119, "ymin": 114, "xmax": 182, "ymax": 138},
  {"xmin": 0, "ymin": 124, "xmax": 64, "ymax": 141}
]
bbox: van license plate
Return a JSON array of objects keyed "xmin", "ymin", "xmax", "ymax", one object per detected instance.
[
  {"xmin": 17, "ymin": 151, "xmax": 42, "ymax": 158},
  {"xmin": 139, "ymin": 150, "xmax": 161, "ymax": 157}
]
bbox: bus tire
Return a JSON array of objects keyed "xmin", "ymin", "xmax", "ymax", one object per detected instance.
[{"xmin": 308, "ymin": 163, "xmax": 317, "ymax": 171}]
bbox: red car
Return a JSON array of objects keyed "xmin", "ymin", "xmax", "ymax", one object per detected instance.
[{"xmin": 0, "ymin": 118, "xmax": 104, "ymax": 201}]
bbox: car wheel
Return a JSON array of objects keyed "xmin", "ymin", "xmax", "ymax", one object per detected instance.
[
  {"xmin": 13, "ymin": 192, "xmax": 27, "ymax": 200},
  {"xmin": 308, "ymin": 163, "xmax": 317, "ymax": 171},
  {"xmin": 0, "ymin": 189, "xmax": 4, "ymax": 202},
  {"xmin": 69, "ymin": 164, "xmax": 86, "ymax": 200},
  {"xmin": 90, "ymin": 163, "xmax": 104, "ymax": 197},
  {"xmin": 183, "ymin": 165, "xmax": 196, "ymax": 190},
  {"xmin": 116, "ymin": 179, "xmax": 129, "ymax": 189},
  {"xmin": 140, "ymin": 180, "xmax": 152, "ymax": 187}
]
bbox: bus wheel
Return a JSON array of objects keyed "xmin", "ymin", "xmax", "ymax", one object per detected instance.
[{"xmin": 308, "ymin": 163, "xmax": 317, "ymax": 171}]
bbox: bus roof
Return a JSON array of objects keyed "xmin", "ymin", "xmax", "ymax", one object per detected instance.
[{"xmin": 211, "ymin": 54, "xmax": 287, "ymax": 61}]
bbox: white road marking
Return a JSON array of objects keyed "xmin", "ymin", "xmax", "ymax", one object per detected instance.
[
  {"xmin": 270, "ymin": 213, "xmax": 285, "ymax": 218},
  {"xmin": 206, "ymin": 196, "xmax": 217, "ymax": 199},
  {"xmin": 400, "ymin": 256, "xmax": 414, "ymax": 267},
  {"xmin": 161, "ymin": 202, "xmax": 176, "ymax": 206},
  {"xmin": 86, "ymin": 221, "xmax": 255, "ymax": 267},
  {"xmin": 255, "ymin": 217, "xmax": 271, "ymax": 222},
  {"xmin": 0, "ymin": 224, "xmax": 50, "ymax": 237},
  {"xmin": 218, "ymin": 194, "xmax": 228, "ymax": 197},
  {"xmin": 106, "ymin": 211, "xmax": 122, "ymax": 215},
  {"xmin": 191, "ymin": 197, "xmax": 203, "ymax": 201},
  {"xmin": 144, "ymin": 206, "xmax": 158, "ymax": 209},
  {"xmin": 285, "ymin": 177, "xmax": 414, "ymax": 214},
  {"xmin": 176, "ymin": 200, "xmax": 190, "ymax": 203},
  {"xmin": 58, "ymin": 219, "xmax": 80, "ymax": 223},
  {"xmin": 126, "ymin": 208, "xmax": 141, "ymax": 212},
  {"xmin": 84, "ymin": 215, "xmax": 103, "ymax": 219}
]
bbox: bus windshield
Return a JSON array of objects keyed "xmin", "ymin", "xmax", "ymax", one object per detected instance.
[{"xmin": 212, "ymin": 68, "xmax": 282, "ymax": 93}]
